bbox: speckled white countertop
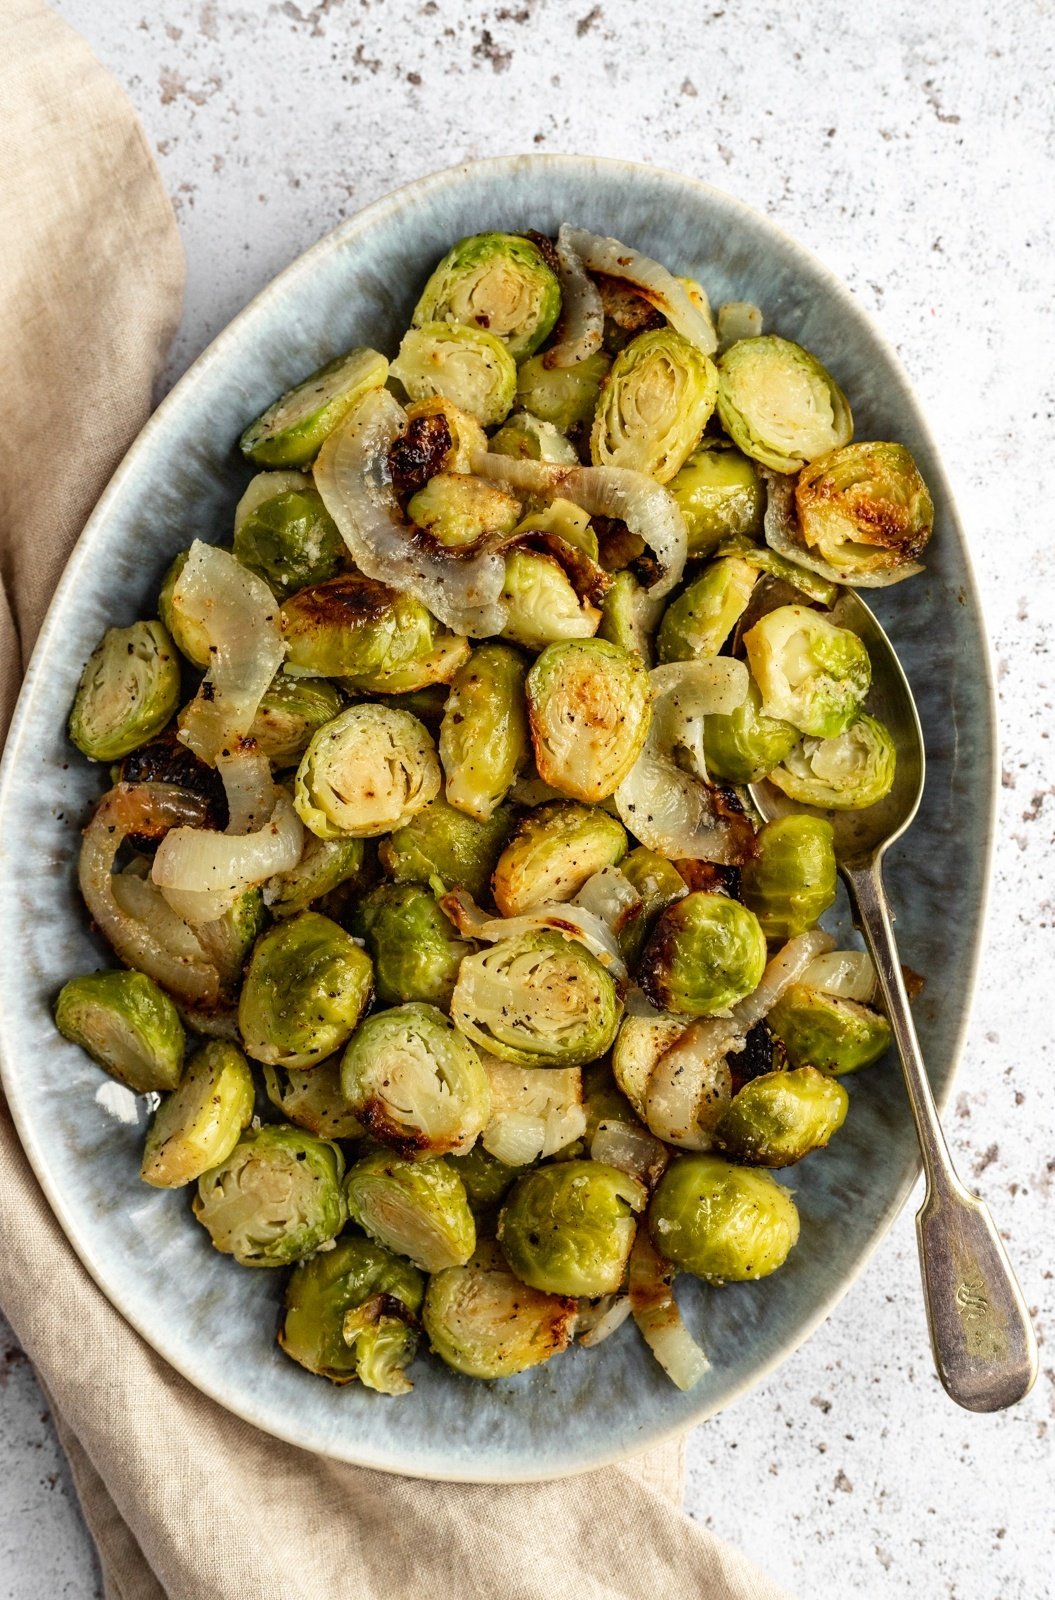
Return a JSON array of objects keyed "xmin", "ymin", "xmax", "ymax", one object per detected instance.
[{"xmin": 2, "ymin": 2, "xmax": 1053, "ymax": 1596}]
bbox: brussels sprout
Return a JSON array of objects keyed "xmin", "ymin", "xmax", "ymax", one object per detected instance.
[
  {"xmin": 702, "ymin": 677, "xmax": 800, "ymax": 786},
  {"xmin": 248, "ymin": 671, "xmax": 345, "ymax": 767},
  {"xmin": 741, "ymin": 816, "xmax": 838, "ymax": 940},
  {"xmin": 439, "ymin": 643, "xmax": 530, "ymax": 820},
  {"xmin": 715, "ymin": 1066, "xmax": 849, "ymax": 1167},
  {"xmin": 263, "ymin": 1057, "xmax": 365, "ymax": 1140},
  {"xmin": 490, "ymin": 412, "xmax": 578, "ymax": 465},
  {"xmin": 345, "ymin": 1148, "xmax": 476, "ymax": 1271},
  {"xmin": 611, "ymin": 1008, "xmax": 689, "ymax": 1122},
  {"xmin": 55, "ymin": 969, "xmax": 185, "ymax": 1093},
  {"xmin": 649, "ymin": 1154, "xmax": 800, "ymax": 1281},
  {"xmin": 265, "ymin": 832, "xmax": 366, "ymax": 918},
  {"xmin": 656, "ymin": 559, "xmax": 758, "ymax": 664},
  {"xmin": 597, "ymin": 570, "xmax": 663, "ymax": 664},
  {"xmin": 390, "ymin": 323, "xmax": 516, "ymax": 428},
  {"xmin": 452, "ymin": 930, "xmax": 620, "ymax": 1069},
  {"xmin": 281, "ymin": 574, "xmax": 469, "ymax": 691},
  {"xmin": 296, "ymin": 704, "xmax": 441, "ymax": 838},
  {"xmin": 590, "ymin": 328, "xmax": 718, "ymax": 484},
  {"xmin": 193, "ymin": 1124, "xmax": 347, "ymax": 1266},
  {"xmin": 412, "ymin": 232, "xmax": 561, "ymax": 361},
  {"xmin": 406, "ymin": 472, "xmax": 522, "ymax": 548},
  {"xmin": 279, "ymin": 1233, "xmax": 424, "ymax": 1391},
  {"xmin": 353, "ymin": 883, "xmax": 472, "ymax": 1007},
  {"xmin": 341, "ymin": 1002, "xmax": 490, "ymax": 1159},
  {"xmin": 393, "ymin": 396, "xmax": 489, "ymax": 485},
  {"xmin": 714, "ymin": 533, "xmax": 839, "ymax": 607},
  {"xmin": 194, "ymin": 887, "xmax": 267, "ymax": 992},
  {"xmin": 768, "ymin": 982, "xmax": 893, "ymax": 1075},
  {"xmin": 669, "ymin": 445, "xmax": 765, "ymax": 558},
  {"xmin": 526, "ymin": 639, "xmax": 651, "ymax": 803},
  {"xmin": 499, "ymin": 551, "xmax": 602, "ymax": 651},
  {"xmin": 514, "ymin": 497, "xmax": 598, "ymax": 559},
  {"xmin": 238, "ymin": 911, "xmax": 373, "ymax": 1068},
  {"xmin": 239, "ymin": 346, "xmax": 388, "ymax": 467},
  {"xmin": 374, "ymin": 683, "xmax": 450, "ymax": 732},
  {"xmin": 492, "ymin": 800, "xmax": 627, "ymax": 917},
  {"xmin": 639, "ymin": 893, "xmax": 767, "ymax": 1017},
  {"xmin": 768, "ymin": 713, "xmax": 897, "ymax": 810},
  {"xmin": 580, "ymin": 1060, "xmax": 636, "ymax": 1143},
  {"xmin": 498, "ymin": 1160, "xmax": 646, "ymax": 1297},
  {"xmin": 379, "ymin": 796, "xmax": 514, "ymax": 900},
  {"xmin": 424, "ymin": 1238, "xmax": 576, "ymax": 1379},
  {"xmin": 232, "ymin": 472, "xmax": 344, "ymax": 597},
  {"xmin": 618, "ymin": 847, "xmax": 688, "ymax": 961},
  {"xmin": 140, "ymin": 1041, "xmax": 254, "ymax": 1188},
  {"xmin": 743, "ymin": 604, "xmax": 871, "ymax": 738},
  {"xmin": 795, "ymin": 441, "xmax": 934, "ymax": 579},
  {"xmin": 158, "ymin": 550, "xmax": 212, "ymax": 668},
  {"xmin": 481, "ymin": 1061, "xmax": 586, "ymax": 1165},
  {"xmin": 450, "ymin": 1144, "xmax": 522, "ymax": 1213},
  {"xmin": 716, "ymin": 336, "xmax": 853, "ymax": 474},
  {"xmin": 68, "ymin": 621, "xmax": 180, "ymax": 762},
  {"xmin": 515, "ymin": 349, "xmax": 612, "ymax": 432}
]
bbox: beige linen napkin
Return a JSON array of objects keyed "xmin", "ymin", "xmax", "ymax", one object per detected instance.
[{"xmin": 0, "ymin": 5, "xmax": 793, "ymax": 1596}]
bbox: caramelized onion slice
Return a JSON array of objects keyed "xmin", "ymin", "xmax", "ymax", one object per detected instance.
[
  {"xmin": 629, "ymin": 1229, "xmax": 710, "ymax": 1391},
  {"xmin": 439, "ymin": 886, "xmax": 627, "ymax": 978},
  {"xmin": 544, "ymin": 225, "xmax": 605, "ymax": 368},
  {"xmin": 561, "ymin": 228, "xmax": 717, "ymax": 357},
  {"xmin": 152, "ymin": 788, "xmax": 303, "ymax": 925}
]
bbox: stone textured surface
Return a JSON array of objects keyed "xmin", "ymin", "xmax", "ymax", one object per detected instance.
[{"xmin": 1, "ymin": 0, "xmax": 1052, "ymax": 1596}]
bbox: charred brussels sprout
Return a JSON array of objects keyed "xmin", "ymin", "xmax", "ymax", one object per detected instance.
[
  {"xmin": 768, "ymin": 982, "xmax": 892, "ymax": 1075},
  {"xmin": 340, "ymin": 1002, "xmax": 490, "ymax": 1158},
  {"xmin": 716, "ymin": 336, "xmax": 853, "ymax": 474},
  {"xmin": 279, "ymin": 1233, "xmax": 424, "ymax": 1391},
  {"xmin": 403, "ymin": 395, "xmax": 489, "ymax": 474},
  {"xmin": 68, "ymin": 622, "xmax": 180, "ymax": 761},
  {"xmin": 159, "ymin": 550, "xmax": 211, "ymax": 668},
  {"xmin": 655, "ymin": 558, "xmax": 758, "ymax": 663},
  {"xmin": 406, "ymin": 473, "xmax": 521, "ymax": 548},
  {"xmin": 500, "ymin": 551, "xmax": 601, "ymax": 651},
  {"xmin": 768, "ymin": 714, "xmax": 897, "ymax": 810},
  {"xmin": 715, "ymin": 1066, "xmax": 849, "ymax": 1167},
  {"xmin": 424, "ymin": 1239, "xmax": 576, "ymax": 1379},
  {"xmin": 264, "ymin": 833, "xmax": 366, "ymax": 918},
  {"xmin": 492, "ymin": 801, "xmax": 627, "ymax": 917},
  {"xmin": 452, "ymin": 930, "xmax": 620, "ymax": 1069},
  {"xmin": 515, "ymin": 349, "xmax": 611, "ymax": 432},
  {"xmin": 795, "ymin": 441, "xmax": 934, "ymax": 579},
  {"xmin": 379, "ymin": 796, "xmax": 514, "ymax": 900},
  {"xmin": 140, "ymin": 1041, "xmax": 254, "ymax": 1188},
  {"xmin": 232, "ymin": 472, "xmax": 344, "ymax": 597},
  {"xmin": 498, "ymin": 1160, "xmax": 646, "ymax": 1297},
  {"xmin": 670, "ymin": 445, "xmax": 765, "ymax": 557},
  {"xmin": 649, "ymin": 1154, "xmax": 800, "ymax": 1281},
  {"xmin": 263, "ymin": 1057, "xmax": 365, "ymax": 1140},
  {"xmin": 193, "ymin": 1124, "xmax": 347, "ymax": 1266},
  {"xmin": 55, "ymin": 969, "xmax": 185, "ymax": 1093},
  {"xmin": 281, "ymin": 575, "xmax": 468, "ymax": 691},
  {"xmin": 412, "ymin": 232, "xmax": 561, "ymax": 361},
  {"xmin": 702, "ymin": 677, "xmax": 799, "ymax": 786},
  {"xmin": 345, "ymin": 1149, "xmax": 476, "ymax": 1272},
  {"xmin": 390, "ymin": 323, "xmax": 516, "ymax": 428},
  {"xmin": 490, "ymin": 411, "xmax": 578, "ymax": 465},
  {"xmin": 640, "ymin": 893, "xmax": 767, "ymax": 1017},
  {"xmin": 353, "ymin": 884, "xmax": 473, "ymax": 1009},
  {"xmin": 744, "ymin": 605, "xmax": 871, "ymax": 738},
  {"xmin": 249, "ymin": 671, "xmax": 345, "ymax": 767},
  {"xmin": 526, "ymin": 639, "xmax": 651, "ymax": 803},
  {"xmin": 741, "ymin": 816, "xmax": 837, "ymax": 940},
  {"xmin": 591, "ymin": 328, "xmax": 718, "ymax": 483},
  {"xmin": 450, "ymin": 1144, "xmax": 521, "ymax": 1213},
  {"xmin": 295, "ymin": 704, "xmax": 440, "ymax": 838},
  {"xmin": 439, "ymin": 643, "xmax": 530, "ymax": 820},
  {"xmin": 239, "ymin": 346, "xmax": 388, "ymax": 467},
  {"xmin": 238, "ymin": 911, "xmax": 373, "ymax": 1068}
]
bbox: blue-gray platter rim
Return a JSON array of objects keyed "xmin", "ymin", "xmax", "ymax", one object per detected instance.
[{"xmin": 0, "ymin": 155, "xmax": 997, "ymax": 1482}]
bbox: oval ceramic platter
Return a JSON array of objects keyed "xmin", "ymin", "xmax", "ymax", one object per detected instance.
[{"xmin": 0, "ymin": 156, "xmax": 995, "ymax": 1481}]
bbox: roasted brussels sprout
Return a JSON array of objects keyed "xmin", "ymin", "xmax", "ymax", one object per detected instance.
[
  {"xmin": 490, "ymin": 412, "xmax": 578, "ymax": 465},
  {"xmin": 379, "ymin": 795, "xmax": 514, "ymax": 900},
  {"xmin": 598, "ymin": 570, "xmax": 662, "ymax": 664},
  {"xmin": 492, "ymin": 801, "xmax": 627, "ymax": 917},
  {"xmin": 353, "ymin": 883, "xmax": 472, "ymax": 1009},
  {"xmin": 406, "ymin": 472, "xmax": 521, "ymax": 548},
  {"xmin": 193, "ymin": 1124, "xmax": 348, "ymax": 1266},
  {"xmin": 193, "ymin": 887, "xmax": 266, "ymax": 992},
  {"xmin": 239, "ymin": 346, "xmax": 388, "ymax": 467},
  {"xmin": 452, "ymin": 930, "xmax": 620, "ymax": 1069},
  {"xmin": 526, "ymin": 639, "xmax": 651, "ymax": 803},
  {"xmin": 55, "ymin": 969, "xmax": 185, "ymax": 1094},
  {"xmin": 498, "ymin": 1160, "xmax": 646, "ymax": 1297},
  {"xmin": 743, "ymin": 604, "xmax": 871, "ymax": 738},
  {"xmin": 668, "ymin": 445, "xmax": 764, "ymax": 557},
  {"xmin": 341, "ymin": 1002, "xmax": 489, "ymax": 1159},
  {"xmin": 715, "ymin": 532, "xmax": 838, "ymax": 607},
  {"xmin": 140, "ymin": 1041, "xmax": 254, "ymax": 1188},
  {"xmin": 716, "ymin": 336, "xmax": 853, "ymax": 473},
  {"xmin": 295, "ymin": 704, "xmax": 441, "ymax": 838},
  {"xmin": 480, "ymin": 1061, "xmax": 586, "ymax": 1166},
  {"xmin": 262, "ymin": 1057, "xmax": 365, "ymax": 1140},
  {"xmin": 767, "ymin": 713, "xmax": 897, "ymax": 810},
  {"xmin": 795, "ymin": 441, "xmax": 934, "ymax": 579},
  {"xmin": 279, "ymin": 1233, "xmax": 424, "ymax": 1391},
  {"xmin": 715, "ymin": 1066, "xmax": 849, "ymax": 1167},
  {"xmin": 450, "ymin": 1144, "xmax": 521, "ymax": 1213},
  {"xmin": 264, "ymin": 832, "xmax": 366, "ymax": 919},
  {"xmin": 345, "ymin": 1148, "xmax": 476, "ymax": 1271},
  {"xmin": 649, "ymin": 1154, "xmax": 800, "ymax": 1281},
  {"xmin": 655, "ymin": 558, "xmax": 758, "ymax": 663},
  {"xmin": 590, "ymin": 328, "xmax": 718, "ymax": 483},
  {"xmin": 702, "ymin": 677, "xmax": 800, "ymax": 786},
  {"xmin": 639, "ymin": 893, "xmax": 767, "ymax": 1017},
  {"xmin": 281, "ymin": 574, "xmax": 468, "ymax": 691},
  {"xmin": 741, "ymin": 816, "xmax": 837, "ymax": 940},
  {"xmin": 423, "ymin": 1238, "xmax": 576, "ymax": 1379},
  {"xmin": 390, "ymin": 323, "xmax": 517, "ymax": 428},
  {"xmin": 238, "ymin": 911, "xmax": 373, "ymax": 1068},
  {"xmin": 617, "ymin": 846, "xmax": 689, "ymax": 961},
  {"xmin": 68, "ymin": 622, "xmax": 180, "ymax": 762},
  {"xmin": 499, "ymin": 551, "xmax": 602, "ymax": 651},
  {"xmin": 515, "ymin": 349, "xmax": 611, "ymax": 432},
  {"xmin": 439, "ymin": 643, "xmax": 529, "ymax": 820},
  {"xmin": 232, "ymin": 472, "xmax": 344, "ymax": 597},
  {"xmin": 514, "ymin": 497, "xmax": 598, "ymax": 558},
  {"xmin": 248, "ymin": 671, "xmax": 345, "ymax": 767},
  {"xmin": 158, "ymin": 550, "xmax": 212, "ymax": 668},
  {"xmin": 412, "ymin": 232, "xmax": 561, "ymax": 361},
  {"xmin": 768, "ymin": 982, "xmax": 892, "ymax": 1075}
]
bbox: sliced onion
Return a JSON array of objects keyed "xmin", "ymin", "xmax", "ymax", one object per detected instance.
[
  {"xmin": 571, "ymin": 866, "xmax": 641, "ymax": 938},
  {"xmin": 645, "ymin": 1017, "xmax": 740, "ymax": 1149},
  {"xmin": 731, "ymin": 928, "xmax": 836, "ymax": 1034},
  {"xmin": 591, "ymin": 1119, "xmax": 669, "ymax": 1187},
  {"xmin": 561, "ymin": 228, "xmax": 717, "ymax": 357},
  {"xmin": 577, "ymin": 1293, "xmax": 632, "ymax": 1349},
  {"xmin": 152, "ymin": 789, "xmax": 303, "ymax": 925},
  {"xmin": 629, "ymin": 1229, "xmax": 709, "ymax": 1391},
  {"xmin": 763, "ymin": 469, "xmax": 922, "ymax": 589},
  {"xmin": 439, "ymin": 886, "xmax": 626, "ymax": 978},
  {"xmin": 111, "ymin": 866, "xmax": 211, "ymax": 966},
  {"xmin": 544, "ymin": 225, "xmax": 604, "ymax": 368},
  {"xmin": 801, "ymin": 948, "xmax": 877, "ymax": 1002},
  {"xmin": 480, "ymin": 1058, "xmax": 585, "ymax": 1164},
  {"xmin": 218, "ymin": 745, "xmax": 276, "ymax": 836},
  {"xmin": 482, "ymin": 1112, "xmax": 548, "ymax": 1167},
  {"xmin": 716, "ymin": 300, "xmax": 763, "ymax": 352}
]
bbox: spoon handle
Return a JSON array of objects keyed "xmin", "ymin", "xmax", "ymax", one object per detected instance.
[{"xmin": 844, "ymin": 858, "xmax": 1037, "ymax": 1412}]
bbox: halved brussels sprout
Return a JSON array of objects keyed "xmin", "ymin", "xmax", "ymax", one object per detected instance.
[
  {"xmin": 264, "ymin": 832, "xmax": 366, "ymax": 918},
  {"xmin": 618, "ymin": 846, "xmax": 689, "ymax": 962},
  {"xmin": 401, "ymin": 395, "xmax": 489, "ymax": 476},
  {"xmin": 743, "ymin": 604, "xmax": 871, "ymax": 738},
  {"xmin": 515, "ymin": 349, "xmax": 611, "ymax": 432},
  {"xmin": 406, "ymin": 473, "xmax": 521, "ymax": 548},
  {"xmin": 656, "ymin": 558, "xmax": 758, "ymax": 664},
  {"xmin": 345, "ymin": 1148, "xmax": 476, "ymax": 1271},
  {"xmin": 526, "ymin": 639, "xmax": 651, "ymax": 803},
  {"xmin": 514, "ymin": 497, "xmax": 597, "ymax": 558},
  {"xmin": 424, "ymin": 1238, "xmax": 577, "ymax": 1379},
  {"xmin": 767, "ymin": 713, "xmax": 897, "ymax": 810},
  {"xmin": 68, "ymin": 622, "xmax": 180, "ymax": 762},
  {"xmin": 768, "ymin": 981, "xmax": 892, "ymax": 1074},
  {"xmin": 639, "ymin": 893, "xmax": 767, "ymax": 1017},
  {"xmin": 193, "ymin": 1124, "xmax": 347, "ymax": 1266},
  {"xmin": 281, "ymin": 574, "xmax": 468, "ymax": 691},
  {"xmin": 379, "ymin": 796, "xmax": 514, "ymax": 901},
  {"xmin": 341, "ymin": 1002, "xmax": 490, "ymax": 1159},
  {"xmin": 598, "ymin": 570, "xmax": 663, "ymax": 665},
  {"xmin": 490, "ymin": 411, "xmax": 578, "ymax": 465},
  {"xmin": 492, "ymin": 801, "xmax": 627, "ymax": 918},
  {"xmin": 439, "ymin": 643, "xmax": 529, "ymax": 820},
  {"xmin": 239, "ymin": 346, "xmax": 388, "ymax": 467},
  {"xmin": 649, "ymin": 1154, "xmax": 800, "ymax": 1281},
  {"xmin": 140, "ymin": 1041, "xmax": 255, "ymax": 1188},
  {"xmin": 702, "ymin": 677, "xmax": 800, "ymax": 786},
  {"xmin": 480, "ymin": 1060, "xmax": 586, "ymax": 1166},
  {"xmin": 353, "ymin": 883, "xmax": 472, "ymax": 1009},
  {"xmin": 295, "ymin": 704, "xmax": 440, "ymax": 838},
  {"xmin": 412, "ymin": 232, "xmax": 561, "ymax": 360},
  {"xmin": 715, "ymin": 1066, "xmax": 849, "ymax": 1167},
  {"xmin": 238, "ymin": 911, "xmax": 373, "ymax": 1068},
  {"xmin": 390, "ymin": 323, "xmax": 516, "ymax": 428},
  {"xmin": 55, "ymin": 969, "xmax": 185, "ymax": 1093},
  {"xmin": 159, "ymin": 550, "xmax": 212, "ymax": 668},
  {"xmin": 263, "ymin": 1057, "xmax": 365, "ymax": 1140},
  {"xmin": 795, "ymin": 441, "xmax": 934, "ymax": 579},
  {"xmin": 249, "ymin": 671, "xmax": 345, "ymax": 767},
  {"xmin": 279, "ymin": 1233, "xmax": 424, "ymax": 1390},
  {"xmin": 498, "ymin": 1160, "xmax": 646, "ymax": 1297},
  {"xmin": 451, "ymin": 930, "xmax": 620, "ymax": 1069},
  {"xmin": 232, "ymin": 472, "xmax": 344, "ymax": 597},
  {"xmin": 714, "ymin": 532, "xmax": 838, "ymax": 607},
  {"xmin": 188, "ymin": 885, "xmax": 266, "ymax": 993},
  {"xmin": 612, "ymin": 1007, "xmax": 689, "ymax": 1122},
  {"xmin": 590, "ymin": 328, "xmax": 718, "ymax": 483},
  {"xmin": 670, "ymin": 445, "xmax": 765, "ymax": 558},
  {"xmin": 499, "ymin": 551, "xmax": 602, "ymax": 651},
  {"xmin": 716, "ymin": 336, "xmax": 853, "ymax": 473},
  {"xmin": 450, "ymin": 1144, "xmax": 521, "ymax": 1213},
  {"xmin": 741, "ymin": 816, "xmax": 837, "ymax": 940}
]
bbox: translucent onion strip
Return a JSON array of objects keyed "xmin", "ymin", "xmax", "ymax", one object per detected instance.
[
  {"xmin": 577, "ymin": 1294, "xmax": 632, "ymax": 1349},
  {"xmin": 545, "ymin": 225, "xmax": 604, "ymax": 368},
  {"xmin": 763, "ymin": 469, "xmax": 922, "ymax": 589},
  {"xmin": 801, "ymin": 948, "xmax": 877, "ymax": 1003},
  {"xmin": 152, "ymin": 789, "xmax": 303, "ymax": 925},
  {"xmin": 591, "ymin": 1119, "xmax": 669, "ymax": 1188},
  {"xmin": 629, "ymin": 1230, "xmax": 710, "ymax": 1391},
  {"xmin": 218, "ymin": 745, "xmax": 276, "ymax": 836},
  {"xmin": 480, "ymin": 1059, "xmax": 585, "ymax": 1164},
  {"xmin": 439, "ymin": 886, "xmax": 627, "ymax": 978},
  {"xmin": 731, "ymin": 928, "xmax": 835, "ymax": 1034},
  {"xmin": 561, "ymin": 228, "xmax": 717, "ymax": 356}
]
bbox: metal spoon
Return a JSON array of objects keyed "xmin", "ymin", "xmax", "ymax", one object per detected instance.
[{"xmin": 744, "ymin": 583, "xmax": 1037, "ymax": 1412}]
